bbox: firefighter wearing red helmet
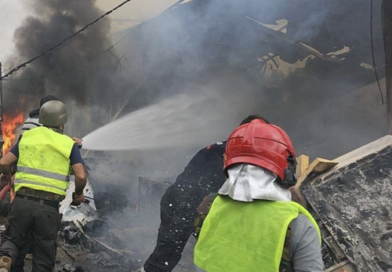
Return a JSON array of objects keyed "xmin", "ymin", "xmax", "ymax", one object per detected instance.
[
  {"xmin": 141, "ymin": 116, "xmax": 270, "ymax": 272},
  {"xmin": 194, "ymin": 120, "xmax": 323, "ymax": 272}
]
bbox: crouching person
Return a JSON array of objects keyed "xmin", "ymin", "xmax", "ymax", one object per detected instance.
[
  {"xmin": 194, "ymin": 120, "xmax": 323, "ymax": 272},
  {"xmin": 0, "ymin": 101, "xmax": 86, "ymax": 272}
]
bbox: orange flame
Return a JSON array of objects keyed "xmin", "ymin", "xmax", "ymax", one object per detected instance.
[{"xmin": 2, "ymin": 113, "xmax": 25, "ymax": 154}]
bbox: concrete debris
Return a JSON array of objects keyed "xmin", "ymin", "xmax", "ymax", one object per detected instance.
[
  {"xmin": 58, "ymin": 221, "xmax": 139, "ymax": 271},
  {"xmin": 61, "ymin": 222, "xmax": 82, "ymax": 245},
  {"xmin": 52, "ymin": 170, "xmax": 140, "ymax": 271}
]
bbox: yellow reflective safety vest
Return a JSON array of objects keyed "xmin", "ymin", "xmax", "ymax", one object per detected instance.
[
  {"xmin": 14, "ymin": 127, "xmax": 74, "ymax": 196},
  {"xmin": 194, "ymin": 196, "xmax": 321, "ymax": 272}
]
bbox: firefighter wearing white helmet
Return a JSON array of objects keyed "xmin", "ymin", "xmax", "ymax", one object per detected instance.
[{"xmin": 0, "ymin": 100, "xmax": 87, "ymax": 272}]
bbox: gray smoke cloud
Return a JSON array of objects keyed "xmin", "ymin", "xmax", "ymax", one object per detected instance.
[
  {"xmin": 2, "ymin": 0, "xmax": 387, "ymax": 192},
  {"xmin": 115, "ymin": 0, "xmax": 386, "ymax": 161},
  {"xmin": 3, "ymin": 0, "xmax": 386, "ymax": 160}
]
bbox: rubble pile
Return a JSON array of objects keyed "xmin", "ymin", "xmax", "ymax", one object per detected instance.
[
  {"xmin": 55, "ymin": 182, "xmax": 139, "ymax": 271},
  {"xmin": 0, "ymin": 154, "xmax": 196, "ymax": 271},
  {"xmin": 57, "ymin": 220, "xmax": 137, "ymax": 271},
  {"xmin": 301, "ymin": 136, "xmax": 392, "ymax": 271},
  {"xmin": 41, "ymin": 157, "xmax": 164, "ymax": 271},
  {"xmin": 12, "ymin": 157, "xmax": 141, "ymax": 271}
]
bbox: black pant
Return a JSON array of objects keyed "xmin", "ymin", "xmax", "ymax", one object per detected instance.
[
  {"xmin": 144, "ymin": 192, "xmax": 196, "ymax": 272},
  {"xmin": 0, "ymin": 196, "xmax": 60, "ymax": 272},
  {"xmin": 11, "ymin": 236, "xmax": 32, "ymax": 272}
]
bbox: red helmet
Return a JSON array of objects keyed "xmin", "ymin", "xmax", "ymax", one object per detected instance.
[{"xmin": 224, "ymin": 119, "xmax": 296, "ymax": 181}]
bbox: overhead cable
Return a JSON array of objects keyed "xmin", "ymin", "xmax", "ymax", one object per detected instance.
[{"xmin": 0, "ymin": 0, "xmax": 132, "ymax": 81}]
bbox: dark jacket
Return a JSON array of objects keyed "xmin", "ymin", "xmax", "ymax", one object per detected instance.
[
  {"xmin": 144, "ymin": 141, "xmax": 227, "ymax": 272},
  {"xmin": 164, "ymin": 141, "xmax": 227, "ymax": 220}
]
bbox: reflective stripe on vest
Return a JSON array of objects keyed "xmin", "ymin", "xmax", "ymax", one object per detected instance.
[
  {"xmin": 17, "ymin": 166, "xmax": 70, "ymax": 182},
  {"xmin": 14, "ymin": 179, "xmax": 69, "ymax": 192},
  {"xmin": 194, "ymin": 196, "xmax": 321, "ymax": 272},
  {"xmin": 15, "ymin": 127, "xmax": 74, "ymax": 196}
]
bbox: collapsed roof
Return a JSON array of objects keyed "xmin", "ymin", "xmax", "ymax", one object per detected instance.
[
  {"xmin": 120, "ymin": 0, "xmax": 385, "ymax": 95},
  {"xmin": 115, "ymin": 0, "xmax": 386, "ymax": 159}
]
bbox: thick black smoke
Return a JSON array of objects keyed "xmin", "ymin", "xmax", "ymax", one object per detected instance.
[{"xmin": 3, "ymin": 0, "xmax": 123, "ymax": 116}]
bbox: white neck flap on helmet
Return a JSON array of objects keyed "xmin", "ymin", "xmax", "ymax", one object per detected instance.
[{"xmin": 219, "ymin": 164, "xmax": 292, "ymax": 202}]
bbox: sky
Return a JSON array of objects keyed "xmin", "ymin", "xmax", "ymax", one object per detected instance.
[
  {"xmin": 0, "ymin": 1, "xmax": 28, "ymax": 62},
  {"xmin": 0, "ymin": 0, "xmax": 177, "ymax": 68}
]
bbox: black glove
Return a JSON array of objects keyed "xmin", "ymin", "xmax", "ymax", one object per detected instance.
[{"xmin": 71, "ymin": 192, "xmax": 85, "ymax": 206}]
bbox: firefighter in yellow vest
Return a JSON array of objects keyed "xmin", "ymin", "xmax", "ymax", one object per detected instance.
[
  {"xmin": 194, "ymin": 120, "xmax": 323, "ymax": 272},
  {"xmin": 0, "ymin": 101, "xmax": 87, "ymax": 272}
]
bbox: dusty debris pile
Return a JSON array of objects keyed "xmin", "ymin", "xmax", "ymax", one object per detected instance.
[
  {"xmin": 301, "ymin": 136, "xmax": 392, "ymax": 272},
  {"xmin": 46, "ymin": 157, "xmax": 171, "ymax": 272},
  {"xmin": 55, "ymin": 179, "xmax": 139, "ymax": 271}
]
